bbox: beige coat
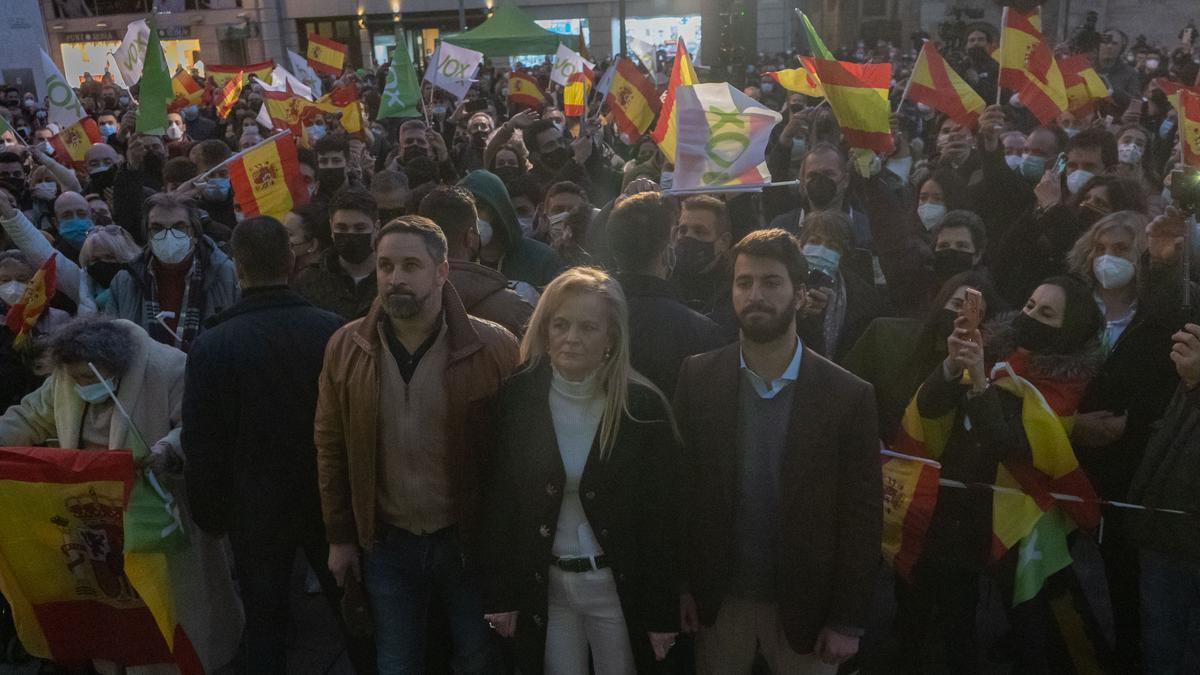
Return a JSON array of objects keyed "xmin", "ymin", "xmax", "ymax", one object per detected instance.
[{"xmin": 0, "ymin": 320, "xmax": 244, "ymax": 673}]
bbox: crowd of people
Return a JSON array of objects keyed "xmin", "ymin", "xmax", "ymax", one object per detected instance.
[{"xmin": 0, "ymin": 12, "xmax": 1199, "ymax": 675}]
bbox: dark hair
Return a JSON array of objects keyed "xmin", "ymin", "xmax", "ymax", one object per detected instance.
[
  {"xmin": 231, "ymin": 215, "xmax": 292, "ymax": 282},
  {"xmin": 608, "ymin": 192, "xmax": 674, "ymax": 272},
  {"xmin": 799, "ymin": 210, "xmax": 853, "ymax": 252},
  {"xmin": 730, "ymin": 228, "xmax": 808, "ymax": 290},
  {"xmin": 934, "ymin": 209, "xmax": 988, "ymax": 253},
  {"xmin": 375, "ymin": 215, "xmax": 448, "ymax": 263},
  {"xmin": 314, "ymin": 134, "xmax": 349, "ymax": 159},
  {"xmin": 417, "ymin": 185, "xmax": 477, "ymax": 245},
  {"xmin": 296, "ymin": 147, "xmax": 317, "ymax": 171},
  {"xmin": 1066, "ymin": 127, "xmax": 1118, "ymax": 169},
  {"xmin": 142, "ymin": 192, "xmax": 202, "ymax": 239},
  {"xmin": 329, "ymin": 185, "xmax": 377, "ymax": 222},
  {"xmin": 525, "ymin": 119, "xmax": 558, "ymax": 151},
  {"xmin": 919, "ymin": 167, "xmax": 971, "ymax": 212},
  {"xmin": 681, "ymin": 195, "xmax": 731, "ymax": 236},
  {"xmin": 49, "ymin": 317, "xmax": 136, "ymax": 375},
  {"xmin": 1037, "ymin": 274, "xmax": 1104, "ymax": 354},
  {"xmin": 290, "ymin": 201, "xmax": 332, "ymax": 248},
  {"xmin": 163, "ymin": 157, "xmax": 197, "ymax": 187},
  {"xmin": 1068, "ymin": 174, "xmax": 1148, "ymax": 214},
  {"xmin": 190, "ymin": 139, "xmax": 231, "ymax": 171},
  {"xmin": 545, "ymin": 181, "xmax": 589, "ymax": 205},
  {"xmin": 0, "ymin": 151, "xmax": 23, "ymax": 165},
  {"xmin": 926, "ymin": 270, "xmax": 1005, "ymax": 328},
  {"xmin": 506, "ymin": 175, "xmax": 545, "ymax": 206},
  {"xmin": 803, "ymin": 141, "xmax": 847, "ymax": 167},
  {"xmin": 1030, "ymin": 125, "xmax": 1068, "ymax": 155}
]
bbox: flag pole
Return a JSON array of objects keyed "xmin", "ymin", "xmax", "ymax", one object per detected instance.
[
  {"xmin": 176, "ymin": 129, "xmax": 292, "ymax": 192},
  {"xmin": 996, "ymin": 7, "xmax": 1008, "ymax": 107},
  {"xmin": 896, "ymin": 46, "xmax": 920, "ymax": 112}
]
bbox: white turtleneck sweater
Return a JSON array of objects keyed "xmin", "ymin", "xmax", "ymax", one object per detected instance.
[{"xmin": 549, "ymin": 367, "xmax": 605, "ymax": 558}]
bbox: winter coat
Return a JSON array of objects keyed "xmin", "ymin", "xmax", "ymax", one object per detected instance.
[
  {"xmin": 459, "ymin": 170, "xmax": 564, "ymax": 288},
  {"xmin": 449, "ymin": 260, "xmax": 534, "ymax": 337},
  {"xmin": 293, "ymin": 248, "xmax": 378, "ymax": 320},
  {"xmin": 1, "ymin": 209, "xmax": 98, "ymax": 315}
]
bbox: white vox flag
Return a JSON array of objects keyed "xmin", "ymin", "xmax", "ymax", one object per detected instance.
[
  {"xmin": 629, "ymin": 37, "xmax": 657, "ymax": 73},
  {"xmin": 112, "ymin": 20, "xmax": 151, "ymax": 87},
  {"xmin": 287, "ymin": 49, "xmax": 324, "ymax": 97},
  {"xmin": 673, "ymin": 82, "xmax": 782, "ymax": 193},
  {"xmin": 257, "ymin": 64, "xmax": 314, "ymax": 101},
  {"xmin": 422, "ymin": 42, "xmax": 484, "ymax": 100},
  {"xmin": 39, "ymin": 50, "xmax": 86, "ymax": 129},
  {"xmin": 550, "ymin": 43, "xmax": 593, "ymax": 88}
]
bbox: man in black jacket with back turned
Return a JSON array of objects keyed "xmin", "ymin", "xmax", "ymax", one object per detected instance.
[{"xmin": 181, "ymin": 216, "xmax": 361, "ymax": 675}]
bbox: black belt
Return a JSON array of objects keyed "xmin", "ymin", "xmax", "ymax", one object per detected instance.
[{"xmin": 552, "ymin": 555, "xmax": 610, "ymax": 573}]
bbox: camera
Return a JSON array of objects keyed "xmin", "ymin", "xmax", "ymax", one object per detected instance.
[{"xmin": 1171, "ymin": 167, "xmax": 1200, "ymax": 214}]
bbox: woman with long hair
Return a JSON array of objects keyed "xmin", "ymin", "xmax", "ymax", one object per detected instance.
[{"xmin": 481, "ymin": 267, "xmax": 682, "ymax": 674}]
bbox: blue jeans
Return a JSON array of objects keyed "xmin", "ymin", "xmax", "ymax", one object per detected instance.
[
  {"xmin": 1140, "ymin": 549, "xmax": 1200, "ymax": 674},
  {"xmin": 363, "ymin": 525, "xmax": 498, "ymax": 675}
]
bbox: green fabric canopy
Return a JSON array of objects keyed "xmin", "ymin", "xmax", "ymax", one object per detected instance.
[{"xmin": 443, "ymin": 6, "xmax": 573, "ymax": 56}]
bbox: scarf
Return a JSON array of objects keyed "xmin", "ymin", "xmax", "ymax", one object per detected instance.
[{"xmin": 139, "ymin": 249, "xmax": 207, "ymax": 352}]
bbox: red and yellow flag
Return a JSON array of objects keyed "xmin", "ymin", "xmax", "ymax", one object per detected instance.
[
  {"xmin": 997, "ymin": 8, "xmax": 1067, "ymax": 124},
  {"xmin": 563, "ymin": 66, "xmax": 593, "ymax": 118},
  {"xmin": 49, "ymin": 118, "xmax": 102, "ymax": 170},
  {"xmin": 1154, "ymin": 77, "xmax": 1200, "ymax": 115},
  {"xmin": 1058, "ymin": 54, "xmax": 1109, "ymax": 117},
  {"xmin": 811, "ymin": 59, "xmax": 894, "ymax": 153},
  {"xmin": 0, "ymin": 446, "xmax": 201, "ymax": 672},
  {"xmin": 881, "ymin": 451, "xmax": 941, "ymax": 581},
  {"xmin": 228, "ymin": 133, "xmax": 310, "ymax": 220},
  {"xmin": 214, "ymin": 71, "xmax": 244, "ymax": 121},
  {"xmin": 205, "ymin": 60, "xmax": 273, "ymax": 88},
  {"xmin": 908, "ymin": 42, "xmax": 986, "ymax": 129},
  {"xmin": 652, "ymin": 39, "xmax": 698, "ymax": 163},
  {"xmin": 260, "ymin": 89, "xmax": 309, "ymax": 136},
  {"xmin": 168, "ymin": 71, "xmax": 205, "ymax": 113},
  {"xmin": 507, "ymin": 71, "xmax": 547, "ymax": 111},
  {"xmin": 1182, "ymin": 88, "xmax": 1200, "ymax": 168},
  {"xmin": 4, "ymin": 254, "xmax": 55, "ymax": 349},
  {"xmin": 606, "ymin": 58, "xmax": 660, "ymax": 139},
  {"xmin": 306, "ymin": 34, "xmax": 347, "ymax": 77},
  {"xmin": 306, "ymin": 84, "xmax": 363, "ymax": 135},
  {"xmin": 766, "ymin": 63, "xmax": 825, "ymax": 98}
]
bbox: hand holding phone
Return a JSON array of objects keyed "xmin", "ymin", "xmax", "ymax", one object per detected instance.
[{"xmin": 960, "ymin": 287, "xmax": 984, "ymax": 335}]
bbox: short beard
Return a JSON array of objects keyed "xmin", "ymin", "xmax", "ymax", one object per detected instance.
[
  {"xmin": 736, "ymin": 305, "xmax": 795, "ymax": 343},
  {"xmin": 382, "ymin": 290, "xmax": 426, "ymax": 320}
]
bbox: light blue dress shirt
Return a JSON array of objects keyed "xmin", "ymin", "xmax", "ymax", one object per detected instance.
[{"xmin": 739, "ymin": 337, "xmax": 803, "ymax": 399}]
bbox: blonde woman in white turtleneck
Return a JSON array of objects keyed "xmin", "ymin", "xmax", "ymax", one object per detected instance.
[{"xmin": 480, "ymin": 267, "xmax": 684, "ymax": 675}]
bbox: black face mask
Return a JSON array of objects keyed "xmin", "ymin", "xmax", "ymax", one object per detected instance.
[
  {"xmin": 87, "ymin": 260, "xmax": 124, "ymax": 287},
  {"xmin": 141, "ymin": 151, "xmax": 164, "ymax": 178},
  {"xmin": 538, "ymin": 145, "xmax": 571, "ymax": 171},
  {"xmin": 672, "ymin": 237, "xmax": 718, "ymax": 278},
  {"xmin": 93, "ymin": 212, "xmax": 114, "ymax": 227},
  {"xmin": 87, "ymin": 166, "xmax": 116, "ymax": 194},
  {"xmin": 332, "ymin": 232, "xmax": 374, "ymax": 265},
  {"xmin": 1078, "ymin": 204, "xmax": 1108, "ymax": 228},
  {"xmin": 932, "ymin": 307, "xmax": 960, "ymax": 342},
  {"xmin": 967, "ymin": 46, "xmax": 991, "ymax": 65},
  {"xmin": 789, "ymin": 103, "xmax": 805, "ymax": 114},
  {"xmin": 933, "ymin": 248, "xmax": 975, "ymax": 279},
  {"xmin": 805, "ymin": 173, "xmax": 839, "ymax": 210},
  {"xmin": 471, "ymin": 131, "xmax": 489, "ymax": 148},
  {"xmin": 401, "ymin": 146, "xmax": 429, "ymax": 163},
  {"xmin": 317, "ymin": 167, "xmax": 346, "ymax": 193},
  {"xmin": 1012, "ymin": 311, "xmax": 1064, "ymax": 353}
]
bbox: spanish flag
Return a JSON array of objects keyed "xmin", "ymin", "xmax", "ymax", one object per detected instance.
[
  {"xmin": 507, "ymin": 71, "xmax": 547, "ymax": 111},
  {"xmin": 0, "ymin": 446, "xmax": 200, "ymax": 672},
  {"xmin": 205, "ymin": 60, "xmax": 273, "ymax": 88},
  {"xmin": 4, "ymin": 254, "xmax": 55, "ymax": 349},
  {"xmin": 228, "ymin": 132, "xmax": 310, "ymax": 220},
  {"xmin": 563, "ymin": 66, "xmax": 593, "ymax": 118},
  {"xmin": 651, "ymin": 38, "xmax": 698, "ymax": 163},
  {"xmin": 49, "ymin": 118, "xmax": 102, "ymax": 170},
  {"xmin": 907, "ymin": 42, "xmax": 986, "ymax": 130},
  {"xmin": 607, "ymin": 57, "xmax": 660, "ymax": 140},
  {"xmin": 880, "ymin": 450, "xmax": 941, "ymax": 581},
  {"xmin": 169, "ymin": 71, "xmax": 205, "ymax": 113},
  {"xmin": 307, "ymin": 84, "xmax": 364, "ymax": 135},
  {"xmin": 766, "ymin": 63, "xmax": 824, "ymax": 98},
  {"xmin": 1154, "ymin": 77, "xmax": 1200, "ymax": 116},
  {"xmin": 1182, "ymin": 88, "xmax": 1200, "ymax": 168},
  {"xmin": 260, "ymin": 89, "xmax": 309, "ymax": 136},
  {"xmin": 997, "ymin": 8, "xmax": 1067, "ymax": 124},
  {"xmin": 214, "ymin": 71, "xmax": 244, "ymax": 121},
  {"xmin": 306, "ymin": 34, "xmax": 347, "ymax": 77},
  {"xmin": 1058, "ymin": 54, "xmax": 1109, "ymax": 117},
  {"xmin": 811, "ymin": 59, "xmax": 894, "ymax": 153}
]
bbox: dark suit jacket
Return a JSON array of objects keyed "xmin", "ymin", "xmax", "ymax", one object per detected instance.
[{"xmin": 673, "ymin": 343, "xmax": 882, "ymax": 652}]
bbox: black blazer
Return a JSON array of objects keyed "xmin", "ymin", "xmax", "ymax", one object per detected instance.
[
  {"xmin": 673, "ymin": 343, "xmax": 882, "ymax": 653},
  {"xmin": 480, "ymin": 361, "xmax": 681, "ymax": 674}
]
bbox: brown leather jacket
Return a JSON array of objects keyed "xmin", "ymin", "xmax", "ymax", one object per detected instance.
[
  {"xmin": 315, "ymin": 282, "xmax": 519, "ymax": 550},
  {"xmin": 449, "ymin": 260, "xmax": 534, "ymax": 338}
]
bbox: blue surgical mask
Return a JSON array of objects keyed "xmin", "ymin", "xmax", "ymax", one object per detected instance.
[
  {"xmin": 1019, "ymin": 153, "xmax": 1047, "ymax": 181},
  {"xmin": 99, "ymin": 123, "xmax": 117, "ymax": 137},
  {"xmin": 1159, "ymin": 118, "xmax": 1175, "ymax": 139},
  {"xmin": 57, "ymin": 217, "xmax": 93, "ymax": 247},
  {"xmin": 183, "ymin": 104, "xmax": 199, "ymax": 120},
  {"xmin": 75, "ymin": 377, "xmax": 116, "ymax": 404},
  {"xmin": 802, "ymin": 243, "xmax": 841, "ymax": 273},
  {"xmin": 202, "ymin": 177, "xmax": 231, "ymax": 201},
  {"xmin": 306, "ymin": 125, "xmax": 326, "ymax": 141}
]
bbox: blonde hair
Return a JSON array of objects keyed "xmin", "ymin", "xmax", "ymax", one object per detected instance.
[
  {"xmin": 79, "ymin": 225, "xmax": 141, "ymax": 267},
  {"xmin": 1067, "ymin": 210, "xmax": 1148, "ymax": 283},
  {"xmin": 520, "ymin": 267, "xmax": 675, "ymax": 458}
]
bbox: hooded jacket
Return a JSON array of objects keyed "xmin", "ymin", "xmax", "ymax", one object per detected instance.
[
  {"xmin": 448, "ymin": 260, "xmax": 533, "ymax": 337},
  {"xmin": 459, "ymin": 170, "xmax": 563, "ymax": 288}
]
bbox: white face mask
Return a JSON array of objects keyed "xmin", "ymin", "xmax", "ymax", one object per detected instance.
[
  {"xmin": 1005, "ymin": 154, "xmax": 1024, "ymax": 170},
  {"xmin": 917, "ymin": 202, "xmax": 947, "ymax": 230},
  {"xmin": 165, "ymin": 124, "xmax": 184, "ymax": 141},
  {"xmin": 516, "ymin": 215, "xmax": 534, "ymax": 235},
  {"xmin": 1066, "ymin": 169, "xmax": 1095, "ymax": 195},
  {"xmin": 150, "ymin": 229, "xmax": 193, "ymax": 264},
  {"xmin": 476, "ymin": 218, "xmax": 493, "ymax": 247},
  {"xmin": 1117, "ymin": 143, "xmax": 1144, "ymax": 165},
  {"xmin": 0, "ymin": 280, "xmax": 27, "ymax": 305},
  {"xmin": 886, "ymin": 155, "xmax": 913, "ymax": 182},
  {"xmin": 1093, "ymin": 254, "xmax": 1135, "ymax": 290},
  {"xmin": 32, "ymin": 181, "xmax": 57, "ymax": 201}
]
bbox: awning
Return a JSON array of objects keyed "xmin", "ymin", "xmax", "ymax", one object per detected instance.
[{"xmin": 442, "ymin": 6, "xmax": 573, "ymax": 57}]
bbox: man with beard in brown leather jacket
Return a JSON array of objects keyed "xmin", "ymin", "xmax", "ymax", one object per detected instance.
[{"xmin": 418, "ymin": 184, "xmax": 534, "ymax": 337}]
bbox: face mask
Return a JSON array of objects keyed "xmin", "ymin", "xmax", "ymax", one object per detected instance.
[
  {"xmin": 539, "ymin": 145, "xmax": 570, "ymax": 170},
  {"xmin": 87, "ymin": 260, "xmax": 124, "ymax": 287},
  {"xmin": 57, "ymin": 217, "xmax": 93, "ymax": 247},
  {"xmin": 165, "ymin": 124, "xmax": 183, "ymax": 141},
  {"xmin": 75, "ymin": 377, "xmax": 117, "ymax": 404},
  {"xmin": 98, "ymin": 123, "xmax": 117, "ymax": 137},
  {"xmin": 1146, "ymin": 58, "xmax": 1160, "ymax": 70},
  {"xmin": 916, "ymin": 102, "xmax": 933, "ymax": 117},
  {"xmin": 39, "ymin": 141, "xmax": 54, "ymax": 157},
  {"xmin": 917, "ymin": 202, "xmax": 947, "ymax": 230},
  {"xmin": 672, "ymin": 237, "xmax": 717, "ymax": 277},
  {"xmin": 22, "ymin": 99, "xmax": 34, "ymax": 109},
  {"xmin": 516, "ymin": 215, "xmax": 534, "ymax": 235},
  {"xmin": 494, "ymin": 166, "xmax": 522, "ymax": 183},
  {"xmin": 183, "ymin": 105, "xmax": 199, "ymax": 121},
  {"xmin": 118, "ymin": 96, "xmax": 130, "ymax": 106},
  {"xmin": 317, "ymin": 167, "xmax": 346, "ymax": 192},
  {"xmin": 332, "ymin": 232, "xmax": 373, "ymax": 265},
  {"xmin": 1066, "ymin": 169, "xmax": 1094, "ymax": 195},
  {"xmin": 1159, "ymin": 118, "xmax": 1175, "ymax": 139},
  {"xmin": 1019, "ymin": 153, "xmax": 1047, "ymax": 181},
  {"xmin": 790, "ymin": 137, "xmax": 808, "ymax": 162},
  {"xmin": 201, "ymin": 177, "xmax": 230, "ymax": 201},
  {"xmin": 401, "ymin": 145, "xmax": 430, "ymax": 163},
  {"xmin": 16, "ymin": 127, "xmax": 29, "ymax": 138},
  {"xmin": 1117, "ymin": 143, "xmax": 1144, "ymax": 165},
  {"xmin": 0, "ymin": 280, "xmax": 27, "ymax": 305},
  {"xmin": 802, "ymin": 243, "xmax": 841, "ymax": 274},
  {"xmin": 1093, "ymin": 254, "xmax": 1135, "ymax": 289},
  {"xmin": 476, "ymin": 218, "xmax": 493, "ymax": 246},
  {"xmin": 805, "ymin": 173, "xmax": 839, "ymax": 209},
  {"xmin": 933, "ymin": 248, "xmax": 975, "ymax": 279},
  {"xmin": 142, "ymin": 150, "xmax": 164, "ymax": 177},
  {"xmin": 552, "ymin": 121, "xmax": 565, "ymax": 133},
  {"xmin": 306, "ymin": 125, "xmax": 326, "ymax": 141},
  {"xmin": 1012, "ymin": 311, "xmax": 1063, "ymax": 353},
  {"xmin": 1005, "ymin": 154, "xmax": 1024, "ymax": 170},
  {"xmin": 150, "ymin": 229, "xmax": 193, "ymax": 265},
  {"xmin": 92, "ymin": 211, "xmax": 113, "ymax": 226},
  {"xmin": 32, "ymin": 181, "xmax": 57, "ymax": 201},
  {"xmin": 1063, "ymin": 127, "xmax": 1079, "ymax": 139}
]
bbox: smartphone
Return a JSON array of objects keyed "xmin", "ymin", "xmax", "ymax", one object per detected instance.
[
  {"xmin": 464, "ymin": 98, "xmax": 489, "ymax": 113},
  {"xmin": 960, "ymin": 287, "xmax": 984, "ymax": 333},
  {"xmin": 1053, "ymin": 152, "xmax": 1067, "ymax": 176}
]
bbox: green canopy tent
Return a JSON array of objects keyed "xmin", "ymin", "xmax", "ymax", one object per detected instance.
[{"xmin": 442, "ymin": 5, "xmax": 574, "ymax": 57}]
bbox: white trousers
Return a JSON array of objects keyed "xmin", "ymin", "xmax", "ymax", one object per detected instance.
[{"xmin": 543, "ymin": 566, "xmax": 635, "ymax": 675}]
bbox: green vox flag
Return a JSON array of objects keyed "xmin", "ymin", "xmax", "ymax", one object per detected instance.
[
  {"xmin": 1013, "ymin": 507, "xmax": 1073, "ymax": 606},
  {"xmin": 378, "ymin": 39, "xmax": 423, "ymax": 120},
  {"xmin": 799, "ymin": 12, "xmax": 834, "ymax": 60},
  {"xmin": 135, "ymin": 16, "xmax": 172, "ymax": 136}
]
